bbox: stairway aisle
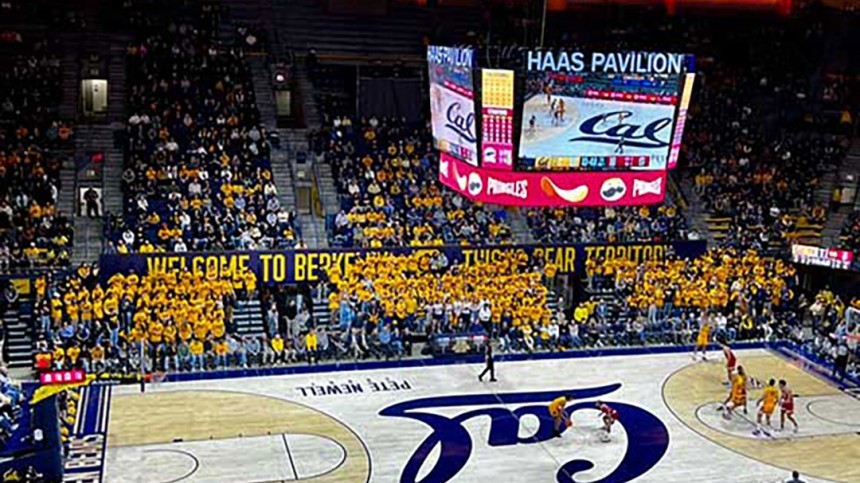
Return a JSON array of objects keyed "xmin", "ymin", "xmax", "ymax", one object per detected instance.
[
  {"xmin": 57, "ymin": 155, "xmax": 78, "ymax": 255},
  {"xmin": 106, "ymin": 39, "xmax": 130, "ymax": 124},
  {"xmin": 508, "ymin": 209, "xmax": 535, "ymax": 244},
  {"xmin": 315, "ymin": 160, "xmax": 340, "ymax": 217},
  {"xmin": 101, "ymin": 37, "xmax": 130, "ymax": 230},
  {"xmin": 673, "ymin": 174, "xmax": 716, "ymax": 245},
  {"xmin": 234, "ymin": 299, "xmax": 266, "ymax": 337},
  {"xmin": 71, "ymin": 125, "xmax": 124, "ymax": 264},
  {"xmin": 2, "ymin": 301, "xmax": 34, "ymax": 369},
  {"xmin": 278, "ymin": 128, "xmax": 328, "ymax": 247},
  {"xmin": 293, "ymin": 62, "xmax": 322, "ymax": 128},
  {"xmin": 823, "ymin": 139, "xmax": 860, "ymax": 246},
  {"xmin": 822, "ymin": 208, "xmax": 852, "ymax": 247},
  {"xmin": 241, "ymin": 49, "xmax": 299, "ymax": 226},
  {"xmin": 271, "ymin": 135, "xmax": 298, "ymax": 216},
  {"xmin": 247, "ymin": 56, "xmax": 278, "ymax": 131},
  {"xmin": 58, "ymin": 32, "xmax": 80, "ymax": 121}
]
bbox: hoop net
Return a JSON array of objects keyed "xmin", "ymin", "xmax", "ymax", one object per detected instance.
[{"xmin": 143, "ymin": 371, "xmax": 168, "ymax": 391}]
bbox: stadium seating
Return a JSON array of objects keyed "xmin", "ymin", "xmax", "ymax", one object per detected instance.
[
  {"xmin": 323, "ymin": 250, "xmax": 554, "ymax": 355},
  {"xmin": 692, "ymin": 132, "xmax": 844, "ymax": 251},
  {"xmin": 839, "ymin": 211, "xmax": 860, "ymax": 251},
  {"xmin": 107, "ymin": 12, "xmax": 297, "ymax": 253},
  {"xmin": 574, "ymin": 247, "xmax": 802, "ymax": 344},
  {"xmin": 525, "ymin": 203, "xmax": 692, "ymax": 244},
  {"xmin": 0, "ymin": 38, "xmax": 74, "ymax": 271},
  {"xmin": 315, "ymin": 118, "xmax": 514, "ymax": 247},
  {"xmin": 37, "ymin": 262, "xmax": 264, "ymax": 373},
  {"xmin": 0, "ymin": 367, "xmax": 23, "ymax": 445},
  {"xmin": 3, "ymin": 1, "xmax": 855, "ymax": 383},
  {"xmin": 676, "ymin": 20, "xmax": 850, "ymax": 250}
]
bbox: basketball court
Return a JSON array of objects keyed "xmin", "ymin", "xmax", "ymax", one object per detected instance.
[{"xmin": 79, "ymin": 348, "xmax": 860, "ymax": 482}]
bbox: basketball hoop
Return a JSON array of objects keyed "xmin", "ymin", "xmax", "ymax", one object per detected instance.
[
  {"xmin": 143, "ymin": 371, "xmax": 168, "ymax": 392},
  {"xmin": 847, "ymin": 334, "xmax": 860, "ymax": 350}
]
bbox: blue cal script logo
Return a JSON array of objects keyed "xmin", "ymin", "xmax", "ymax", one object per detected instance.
[
  {"xmin": 446, "ymin": 102, "xmax": 476, "ymax": 143},
  {"xmin": 570, "ymin": 111, "xmax": 671, "ymax": 149},
  {"xmin": 379, "ymin": 383, "xmax": 669, "ymax": 483}
]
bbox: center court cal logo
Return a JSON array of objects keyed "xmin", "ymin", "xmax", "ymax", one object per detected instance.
[{"xmin": 379, "ymin": 383, "xmax": 669, "ymax": 483}]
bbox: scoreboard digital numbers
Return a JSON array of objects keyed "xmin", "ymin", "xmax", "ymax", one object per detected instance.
[
  {"xmin": 791, "ymin": 244, "xmax": 854, "ymax": 271},
  {"xmin": 534, "ymin": 155, "xmax": 651, "ymax": 170},
  {"xmin": 481, "ymin": 69, "xmax": 515, "ymax": 170}
]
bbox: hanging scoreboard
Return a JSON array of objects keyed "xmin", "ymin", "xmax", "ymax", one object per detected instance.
[{"xmin": 480, "ymin": 69, "xmax": 516, "ymax": 170}]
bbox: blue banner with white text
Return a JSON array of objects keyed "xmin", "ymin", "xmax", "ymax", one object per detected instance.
[{"xmin": 98, "ymin": 241, "xmax": 707, "ymax": 286}]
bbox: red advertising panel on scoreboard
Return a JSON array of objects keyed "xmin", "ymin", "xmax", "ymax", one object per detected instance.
[
  {"xmin": 481, "ymin": 69, "xmax": 515, "ymax": 170},
  {"xmin": 791, "ymin": 244, "xmax": 854, "ymax": 271},
  {"xmin": 439, "ymin": 153, "xmax": 666, "ymax": 207}
]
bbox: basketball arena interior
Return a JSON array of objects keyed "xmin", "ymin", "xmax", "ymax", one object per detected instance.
[{"xmin": 0, "ymin": 0, "xmax": 859, "ymax": 482}]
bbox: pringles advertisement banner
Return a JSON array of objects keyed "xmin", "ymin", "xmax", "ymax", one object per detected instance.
[{"xmin": 438, "ymin": 153, "xmax": 666, "ymax": 207}]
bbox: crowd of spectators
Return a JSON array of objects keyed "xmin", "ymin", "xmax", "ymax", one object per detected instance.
[
  {"xmin": 0, "ymin": 1, "xmax": 855, "ymax": 386},
  {"xmin": 690, "ymin": 129, "xmax": 846, "ymax": 249},
  {"xmin": 327, "ymin": 251, "xmax": 548, "ymax": 329},
  {"xmin": 677, "ymin": 18, "xmax": 851, "ymax": 250},
  {"xmin": 0, "ymin": 38, "xmax": 74, "ymax": 271},
  {"xmin": 35, "ymin": 262, "xmax": 260, "ymax": 374},
  {"xmin": 322, "ymin": 250, "xmax": 559, "ymax": 355},
  {"xmin": 471, "ymin": 247, "xmax": 804, "ymax": 352},
  {"xmin": 33, "ymin": 261, "xmax": 382, "ymax": 372},
  {"xmin": 526, "ymin": 202, "xmax": 694, "ymax": 245},
  {"xmin": 0, "ymin": 365, "xmax": 23, "ymax": 445},
  {"xmin": 315, "ymin": 117, "xmax": 513, "ymax": 247},
  {"xmin": 839, "ymin": 211, "xmax": 860, "ymax": 251},
  {"xmin": 802, "ymin": 290, "xmax": 859, "ymax": 380},
  {"xmin": 582, "ymin": 248, "xmax": 800, "ymax": 341},
  {"xmin": 106, "ymin": 10, "xmax": 297, "ymax": 254}
]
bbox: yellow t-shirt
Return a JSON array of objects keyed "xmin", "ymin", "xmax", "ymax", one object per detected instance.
[
  {"xmin": 189, "ymin": 340, "xmax": 204, "ymax": 355},
  {"xmin": 549, "ymin": 396, "xmax": 568, "ymax": 417},
  {"xmin": 271, "ymin": 337, "xmax": 284, "ymax": 352}
]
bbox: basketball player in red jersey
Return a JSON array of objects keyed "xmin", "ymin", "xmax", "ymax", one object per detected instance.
[
  {"xmin": 596, "ymin": 401, "xmax": 619, "ymax": 442},
  {"xmin": 720, "ymin": 342, "xmax": 737, "ymax": 385},
  {"xmin": 778, "ymin": 379, "xmax": 798, "ymax": 433}
]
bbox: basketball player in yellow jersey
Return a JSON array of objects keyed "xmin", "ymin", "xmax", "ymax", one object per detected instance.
[
  {"xmin": 693, "ymin": 313, "xmax": 711, "ymax": 361},
  {"xmin": 721, "ymin": 365, "xmax": 748, "ymax": 419},
  {"xmin": 549, "ymin": 395, "xmax": 574, "ymax": 438},
  {"xmin": 755, "ymin": 378, "xmax": 780, "ymax": 434}
]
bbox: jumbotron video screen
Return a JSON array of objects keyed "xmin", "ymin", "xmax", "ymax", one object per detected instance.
[
  {"xmin": 428, "ymin": 45, "xmax": 478, "ymax": 166},
  {"xmin": 519, "ymin": 50, "xmax": 693, "ymax": 171},
  {"xmin": 429, "ymin": 47, "xmax": 695, "ymax": 207}
]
